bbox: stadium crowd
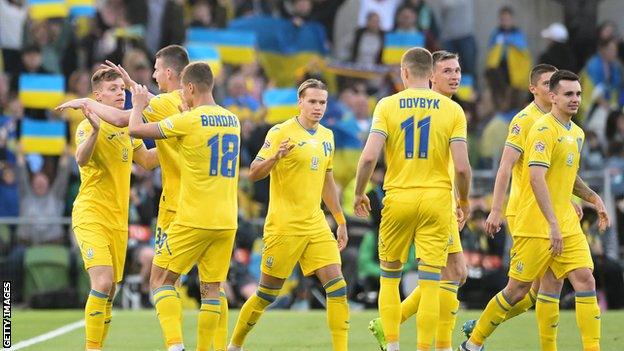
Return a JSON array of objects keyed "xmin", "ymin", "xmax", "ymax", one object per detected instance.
[{"xmin": 0, "ymin": 0, "xmax": 623, "ymax": 312}]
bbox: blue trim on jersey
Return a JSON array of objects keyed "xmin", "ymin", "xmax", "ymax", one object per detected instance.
[
  {"xmin": 157, "ymin": 123, "xmax": 167, "ymax": 139},
  {"xmin": 528, "ymin": 161, "xmax": 550, "ymax": 168},
  {"xmin": 505, "ymin": 142, "xmax": 524, "ymax": 154},
  {"xmin": 576, "ymin": 290, "xmax": 597, "ymax": 297},
  {"xmin": 550, "ymin": 114, "xmax": 572, "ymax": 130},
  {"xmin": 449, "ymin": 137, "xmax": 467, "ymax": 143},
  {"xmin": 295, "ymin": 116, "xmax": 318, "ymax": 135},
  {"xmin": 370, "ymin": 129, "xmax": 388, "ymax": 138}
]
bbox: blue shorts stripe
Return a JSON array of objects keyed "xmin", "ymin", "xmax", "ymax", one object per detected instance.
[
  {"xmin": 256, "ymin": 290, "xmax": 277, "ymax": 303},
  {"xmin": 576, "ymin": 290, "xmax": 596, "ymax": 297},
  {"xmin": 327, "ymin": 287, "xmax": 347, "ymax": 298},
  {"xmin": 419, "ymin": 271, "xmax": 441, "ymax": 281}
]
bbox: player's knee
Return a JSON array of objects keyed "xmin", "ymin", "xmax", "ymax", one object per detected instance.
[
  {"xmin": 199, "ymin": 282, "xmax": 220, "ymax": 299},
  {"xmin": 323, "ymin": 276, "xmax": 347, "ymax": 298},
  {"xmin": 91, "ymin": 275, "xmax": 114, "ymax": 294},
  {"xmin": 570, "ymin": 269, "xmax": 596, "ymax": 292},
  {"xmin": 504, "ymin": 280, "xmax": 532, "ymax": 304}
]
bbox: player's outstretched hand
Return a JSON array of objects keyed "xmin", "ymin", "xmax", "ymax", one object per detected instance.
[
  {"xmin": 275, "ymin": 138, "xmax": 294, "ymax": 160},
  {"xmin": 82, "ymin": 106, "xmax": 100, "ymax": 131},
  {"xmin": 353, "ymin": 194, "xmax": 371, "ymax": 217},
  {"xmin": 549, "ymin": 224, "xmax": 563, "ymax": 256},
  {"xmin": 130, "ymin": 85, "xmax": 150, "ymax": 110},
  {"xmin": 572, "ymin": 201, "xmax": 584, "ymax": 220},
  {"xmin": 593, "ymin": 197, "xmax": 611, "ymax": 232},
  {"xmin": 337, "ymin": 224, "xmax": 348, "ymax": 251},
  {"xmin": 55, "ymin": 98, "xmax": 86, "ymax": 112},
  {"xmin": 101, "ymin": 60, "xmax": 135, "ymax": 88},
  {"xmin": 485, "ymin": 209, "xmax": 503, "ymax": 238}
]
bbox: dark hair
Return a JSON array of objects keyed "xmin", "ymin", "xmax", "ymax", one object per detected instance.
[
  {"xmin": 598, "ymin": 38, "xmax": 617, "ymax": 50},
  {"xmin": 401, "ymin": 47, "xmax": 433, "ymax": 78},
  {"xmin": 499, "ymin": 5, "xmax": 514, "ymax": 15},
  {"xmin": 432, "ymin": 50, "xmax": 459, "ymax": 65},
  {"xmin": 529, "ymin": 64, "xmax": 557, "ymax": 85},
  {"xmin": 155, "ymin": 45, "xmax": 190, "ymax": 75},
  {"xmin": 297, "ymin": 78, "xmax": 327, "ymax": 98},
  {"xmin": 181, "ymin": 62, "xmax": 214, "ymax": 93},
  {"xmin": 91, "ymin": 68, "xmax": 122, "ymax": 90},
  {"xmin": 548, "ymin": 70, "xmax": 579, "ymax": 91}
]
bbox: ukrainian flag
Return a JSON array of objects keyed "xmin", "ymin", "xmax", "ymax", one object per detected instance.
[
  {"xmin": 187, "ymin": 28, "xmax": 256, "ymax": 65},
  {"xmin": 486, "ymin": 30, "xmax": 532, "ymax": 90},
  {"xmin": 457, "ymin": 74, "xmax": 476, "ymax": 102},
  {"xmin": 187, "ymin": 45, "xmax": 222, "ymax": 77},
  {"xmin": 382, "ymin": 32, "xmax": 425, "ymax": 65},
  {"xmin": 20, "ymin": 118, "xmax": 67, "ymax": 155},
  {"xmin": 263, "ymin": 88, "xmax": 299, "ymax": 124},
  {"xmin": 19, "ymin": 74, "xmax": 66, "ymax": 109},
  {"xmin": 28, "ymin": 0, "xmax": 68, "ymax": 20},
  {"xmin": 67, "ymin": 0, "xmax": 96, "ymax": 17}
]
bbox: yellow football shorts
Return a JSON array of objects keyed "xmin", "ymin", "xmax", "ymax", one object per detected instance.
[
  {"xmin": 447, "ymin": 203, "xmax": 463, "ymax": 254},
  {"xmin": 153, "ymin": 223, "xmax": 236, "ymax": 282},
  {"xmin": 155, "ymin": 207, "xmax": 177, "ymax": 246},
  {"xmin": 261, "ymin": 230, "xmax": 342, "ymax": 279},
  {"xmin": 379, "ymin": 189, "xmax": 452, "ymax": 267},
  {"xmin": 509, "ymin": 233, "xmax": 593, "ymax": 282},
  {"xmin": 74, "ymin": 223, "xmax": 127, "ymax": 282}
]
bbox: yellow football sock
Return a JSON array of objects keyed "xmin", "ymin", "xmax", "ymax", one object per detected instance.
[
  {"xmin": 416, "ymin": 265, "xmax": 441, "ymax": 351},
  {"xmin": 197, "ymin": 298, "xmax": 221, "ymax": 351},
  {"xmin": 212, "ymin": 289, "xmax": 228, "ymax": 351},
  {"xmin": 153, "ymin": 285, "xmax": 183, "ymax": 348},
  {"xmin": 436, "ymin": 280, "xmax": 460, "ymax": 350},
  {"xmin": 575, "ymin": 291, "xmax": 601, "ymax": 351},
  {"xmin": 379, "ymin": 267, "xmax": 402, "ymax": 344},
  {"xmin": 401, "ymin": 286, "xmax": 421, "ymax": 323},
  {"xmin": 324, "ymin": 277, "xmax": 350, "ymax": 351},
  {"xmin": 470, "ymin": 291, "xmax": 514, "ymax": 346},
  {"xmin": 85, "ymin": 289, "xmax": 108, "ymax": 350},
  {"xmin": 536, "ymin": 293, "xmax": 560, "ymax": 351},
  {"xmin": 505, "ymin": 287, "xmax": 536, "ymax": 320},
  {"xmin": 230, "ymin": 284, "xmax": 280, "ymax": 347},
  {"xmin": 101, "ymin": 297, "xmax": 113, "ymax": 347}
]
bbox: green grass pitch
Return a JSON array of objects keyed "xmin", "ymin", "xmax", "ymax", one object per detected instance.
[{"xmin": 9, "ymin": 309, "xmax": 624, "ymax": 350}]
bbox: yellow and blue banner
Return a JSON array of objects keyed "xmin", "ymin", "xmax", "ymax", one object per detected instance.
[
  {"xmin": 486, "ymin": 29, "xmax": 532, "ymax": 90},
  {"xmin": 263, "ymin": 88, "xmax": 299, "ymax": 124},
  {"xmin": 20, "ymin": 118, "xmax": 67, "ymax": 155},
  {"xmin": 229, "ymin": 16, "xmax": 329, "ymax": 87},
  {"xmin": 19, "ymin": 73, "xmax": 66, "ymax": 109},
  {"xmin": 28, "ymin": 0, "xmax": 68, "ymax": 20},
  {"xmin": 187, "ymin": 28, "xmax": 256, "ymax": 65},
  {"xmin": 382, "ymin": 32, "xmax": 425, "ymax": 65},
  {"xmin": 186, "ymin": 44, "xmax": 222, "ymax": 77},
  {"xmin": 67, "ymin": 0, "xmax": 96, "ymax": 17},
  {"xmin": 457, "ymin": 74, "xmax": 476, "ymax": 102}
]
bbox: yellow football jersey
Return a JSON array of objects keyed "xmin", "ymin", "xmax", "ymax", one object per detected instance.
[
  {"xmin": 371, "ymin": 88, "xmax": 466, "ymax": 193},
  {"xmin": 256, "ymin": 117, "xmax": 334, "ymax": 236},
  {"xmin": 514, "ymin": 114, "xmax": 585, "ymax": 238},
  {"xmin": 73, "ymin": 120, "xmax": 144, "ymax": 230},
  {"xmin": 505, "ymin": 102, "xmax": 547, "ymax": 217},
  {"xmin": 158, "ymin": 105, "xmax": 240, "ymax": 230},
  {"xmin": 143, "ymin": 90, "xmax": 183, "ymax": 211}
]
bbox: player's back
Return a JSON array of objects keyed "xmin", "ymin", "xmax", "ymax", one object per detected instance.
[
  {"xmin": 159, "ymin": 105, "xmax": 241, "ymax": 230},
  {"xmin": 371, "ymin": 88, "xmax": 466, "ymax": 193}
]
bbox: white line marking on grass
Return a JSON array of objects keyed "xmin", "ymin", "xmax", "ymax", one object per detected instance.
[{"xmin": 6, "ymin": 319, "xmax": 85, "ymax": 350}]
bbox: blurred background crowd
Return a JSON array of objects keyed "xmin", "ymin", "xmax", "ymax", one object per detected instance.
[{"xmin": 1, "ymin": 0, "xmax": 624, "ymax": 311}]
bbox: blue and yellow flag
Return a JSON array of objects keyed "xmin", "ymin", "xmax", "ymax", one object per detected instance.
[
  {"xmin": 67, "ymin": 0, "xmax": 96, "ymax": 17},
  {"xmin": 187, "ymin": 28, "xmax": 256, "ymax": 65},
  {"xmin": 457, "ymin": 74, "xmax": 476, "ymax": 102},
  {"xmin": 20, "ymin": 118, "xmax": 67, "ymax": 155},
  {"xmin": 263, "ymin": 88, "xmax": 299, "ymax": 124},
  {"xmin": 186, "ymin": 44, "xmax": 222, "ymax": 77},
  {"xmin": 19, "ymin": 74, "xmax": 65, "ymax": 109},
  {"xmin": 382, "ymin": 32, "xmax": 425, "ymax": 65},
  {"xmin": 28, "ymin": 0, "xmax": 68, "ymax": 20}
]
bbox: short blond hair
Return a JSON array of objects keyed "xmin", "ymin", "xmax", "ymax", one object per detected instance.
[
  {"xmin": 297, "ymin": 78, "xmax": 327, "ymax": 98},
  {"xmin": 91, "ymin": 68, "xmax": 122, "ymax": 90},
  {"xmin": 401, "ymin": 47, "xmax": 433, "ymax": 79}
]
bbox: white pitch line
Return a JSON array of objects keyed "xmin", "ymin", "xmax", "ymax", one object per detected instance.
[{"xmin": 5, "ymin": 319, "xmax": 85, "ymax": 350}]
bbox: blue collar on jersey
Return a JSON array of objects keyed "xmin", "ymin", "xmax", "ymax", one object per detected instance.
[{"xmin": 295, "ymin": 116, "xmax": 318, "ymax": 135}]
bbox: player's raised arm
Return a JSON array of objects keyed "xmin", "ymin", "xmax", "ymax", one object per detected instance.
[
  {"xmin": 75, "ymin": 107, "xmax": 100, "ymax": 166},
  {"xmin": 353, "ymin": 132, "xmax": 385, "ymax": 217},
  {"xmin": 573, "ymin": 175, "xmax": 611, "ymax": 231},
  {"xmin": 56, "ymin": 98, "xmax": 131, "ymax": 127},
  {"xmin": 485, "ymin": 146, "xmax": 521, "ymax": 236},
  {"xmin": 248, "ymin": 128, "xmax": 294, "ymax": 181},
  {"xmin": 322, "ymin": 170, "xmax": 348, "ymax": 250},
  {"xmin": 128, "ymin": 85, "xmax": 166, "ymax": 140},
  {"xmin": 133, "ymin": 144, "xmax": 160, "ymax": 170}
]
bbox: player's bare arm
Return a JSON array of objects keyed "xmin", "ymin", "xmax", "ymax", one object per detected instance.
[
  {"xmin": 133, "ymin": 144, "xmax": 160, "ymax": 170},
  {"xmin": 353, "ymin": 132, "xmax": 385, "ymax": 217},
  {"xmin": 128, "ymin": 85, "xmax": 165, "ymax": 140},
  {"xmin": 573, "ymin": 175, "xmax": 611, "ymax": 231},
  {"xmin": 529, "ymin": 165, "xmax": 563, "ymax": 256},
  {"xmin": 450, "ymin": 139, "xmax": 472, "ymax": 229},
  {"xmin": 485, "ymin": 145, "xmax": 521, "ymax": 236},
  {"xmin": 75, "ymin": 107, "xmax": 100, "ymax": 167},
  {"xmin": 248, "ymin": 138, "xmax": 294, "ymax": 181},
  {"xmin": 321, "ymin": 170, "xmax": 348, "ymax": 250},
  {"xmin": 56, "ymin": 98, "xmax": 131, "ymax": 128}
]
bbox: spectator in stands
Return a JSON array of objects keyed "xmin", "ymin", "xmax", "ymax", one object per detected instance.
[
  {"xmin": 553, "ymin": 0, "xmax": 601, "ymax": 72},
  {"xmin": 235, "ymin": 0, "xmax": 277, "ymax": 17},
  {"xmin": 582, "ymin": 131, "xmax": 606, "ymax": 170},
  {"xmin": 393, "ymin": 6, "xmax": 418, "ymax": 33},
  {"xmin": 438, "ymin": 0, "xmax": 477, "ymax": 76},
  {"xmin": 122, "ymin": 49, "xmax": 156, "ymax": 92},
  {"xmin": 357, "ymin": 0, "xmax": 401, "ymax": 32},
  {"xmin": 222, "ymin": 74, "xmax": 262, "ymax": 122},
  {"xmin": 129, "ymin": 168, "xmax": 158, "ymax": 226},
  {"xmin": 0, "ymin": 72, "xmax": 9, "ymax": 111},
  {"xmin": 61, "ymin": 70, "xmax": 91, "ymax": 154},
  {"xmin": 0, "ymin": 164, "xmax": 18, "ymax": 222},
  {"xmin": 27, "ymin": 19, "xmax": 71, "ymax": 75},
  {"xmin": 605, "ymin": 110, "xmax": 624, "ymax": 145},
  {"xmin": 190, "ymin": 0, "xmax": 219, "ymax": 28},
  {"xmin": 539, "ymin": 22, "xmax": 577, "ymax": 72},
  {"xmin": 350, "ymin": 12, "xmax": 384, "ymax": 65},
  {"xmin": 16, "ymin": 144, "xmax": 71, "ymax": 245},
  {"xmin": 10, "ymin": 46, "xmax": 50, "ymax": 120},
  {"xmin": 401, "ymin": 0, "xmax": 440, "ymax": 50},
  {"xmin": 125, "ymin": 0, "xmax": 185, "ymax": 55},
  {"xmin": 0, "ymin": 0, "xmax": 28, "ymax": 77},
  {"xmin": 308, "ymin": 0, "xmax": 347, "ymax": 44}
]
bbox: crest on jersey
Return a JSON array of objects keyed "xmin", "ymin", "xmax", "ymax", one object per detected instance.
[
  {"xmin": 566, "ymin": 152, "xmax": 574, "ymax": 167},
  {"xmin": 122, "ymin": 147, "xmax": 129, "ymax": 162},
  {"xmin": 535, "ymin": 141, "xmax": 546, "ymax": 153},
  {"xmin": 515, "ymin": 260, "xmax": 524, "ymax": 273},
  {"xmin": 511, "ymin": 123, "xmax": 521, "ymax": 135},
  {"xmin": 265, "ymin": 256, "xmax": 274, "ymax": 268},
  {"xmin": 86, "ymin": 248, "xmax": 94, "ymax": 260},
  {"xmin": 311, "ymin": 156, "xmax": 319, "ymax": 170}
]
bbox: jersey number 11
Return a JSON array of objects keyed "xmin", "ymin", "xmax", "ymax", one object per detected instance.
[{"xmin": 401, "ymin": 115, "xmax": 430, "ymax": 159}]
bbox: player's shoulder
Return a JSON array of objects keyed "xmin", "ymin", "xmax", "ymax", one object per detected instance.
[
  {"xmin": 77, "ymin": 118, "xmax": 91, "ymax": 129},
  {"xmin": 529, "ymin": 114, "xmax": 555, "ymax": 135},
  {"xmin": 570, "ymin": 121, "xmax": 585, "ymax": 138},
  {"xmin": 317, "ymin": 124, "xmax": 334, "ymax": 139}
]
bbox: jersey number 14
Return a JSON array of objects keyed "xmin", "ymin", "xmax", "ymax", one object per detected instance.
[
  {"xmin": 401, "ymin": 115, "xmax": 430, "ymax": 159},
  {"xmin": 207, "ymin": 133, "xmax": 239, "ymax": 178}
]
